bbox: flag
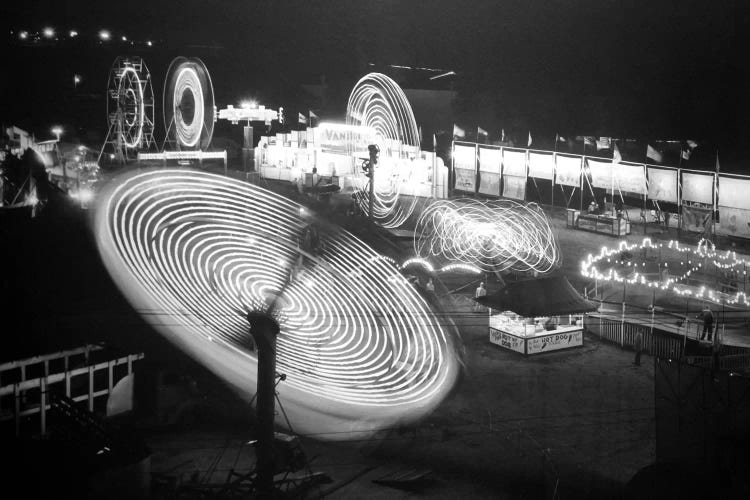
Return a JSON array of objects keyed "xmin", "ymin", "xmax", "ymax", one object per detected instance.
[
  {"xmin": 596, "ymin": 137, "xmax": 611, "ymax": 150},
  {"xmin": 716, "ymin": 151, "xmax": 720, "ymax": 174},
  {"xmin": 309, "ymin": 110, "xmax": 318, "ymax": 125},
  {"xmin": 681, "ymin": 149, "xmax": 691, "ymax": 161},
  {"xmin": 453, "ymin": 124, "xmax": 465, "ymax": 138},
  {"xmin": 501, "ymin": 128, "xmax": 506, "ymax": 142},
  {"xmin": 686, "ymin": 139, "xmax": 698, "ymax": 150},
  {"xmin": 477, "ymin": 126, "xmax": 488, "ymax": 137},
  {"xmin": 527, "ymin": 131, "xmax": 532, "ymax": 147},
  {"xmin": 433, "ymin": 133, "xmax": 437, "ymax": 152},
  {"xmin": 584, "ymin": 136, "xmax": 595, "ymax": 146},
  {"xmin": 613, "ymin": 142, "xmax": 622, "ymax": 164},
  {"xmin": 646, "ymin": 144, "xmax": 663, "ymax": 163},
  {"xmin": 298, "ymin": 112, "xmax": 307, "ymax": 125},
  {"xmin": 556, "ymin": 134, "xmax": 566, "ymax": 142}
]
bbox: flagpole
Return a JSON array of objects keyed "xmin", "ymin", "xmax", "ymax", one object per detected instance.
[
  {"xmin": 713, "ymin": 150, "xmax": 719, "ymax": 241},
  {"xmin": 611, "ymin": 141, "xmax": 616, "ymax": 217}
]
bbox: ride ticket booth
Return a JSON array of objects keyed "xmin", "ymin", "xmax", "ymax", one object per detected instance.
[{"xmin": 475, "ymin": 275, "xmax": 597, "ymax": 355}]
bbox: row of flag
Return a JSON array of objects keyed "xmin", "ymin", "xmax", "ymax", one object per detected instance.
[
  {"xmin": 454, "ymin": 125, "xmax": 704, "ymax": 165},
  {"xmin": 453, "ymin": 124, "xmax": 533, "ymax": 147},
  {"xmin": 296, "ymin": 110, "xmax": 319, "ymax": 125}
]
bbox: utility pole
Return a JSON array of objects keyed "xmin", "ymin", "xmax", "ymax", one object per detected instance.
[
  {"xmin": 246, "ymin": 312, "xmax": 280, "ymax": 499},
  {"xmin": 367, "ymin": 144, "xmax": 379, "ymax": 223}
]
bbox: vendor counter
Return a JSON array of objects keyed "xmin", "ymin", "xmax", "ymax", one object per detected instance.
[
  {"xmin": 489, "ymin": 310, "xmax": 584, "ymax": 355},
  {"xmin": 566, "ymin": 209, "xmax": 630, "ymax": 237}
]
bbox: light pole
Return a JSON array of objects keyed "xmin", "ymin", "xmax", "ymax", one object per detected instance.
[{"xmin": 51, "ymin": 126, "xmax": 63, "ymax": 142}]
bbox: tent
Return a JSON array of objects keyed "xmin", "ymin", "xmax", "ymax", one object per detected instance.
[{"xmin": 475, "ymin": 275, "xmax": 597, "ymax": 317}]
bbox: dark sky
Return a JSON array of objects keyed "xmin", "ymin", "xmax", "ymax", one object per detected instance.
[{"xmin": 3, "ymin": 0, "xmax": 748, "ymax": 162}]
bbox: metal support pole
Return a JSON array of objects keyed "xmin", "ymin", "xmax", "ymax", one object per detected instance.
[{"xmin": 247, "ymin": 312, "xmax": 280, "ymax": 499}]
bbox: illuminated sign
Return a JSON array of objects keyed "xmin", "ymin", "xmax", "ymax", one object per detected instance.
[{"xmin": 313, "ymin": 122, "xmax": 376, "ymax": 154}]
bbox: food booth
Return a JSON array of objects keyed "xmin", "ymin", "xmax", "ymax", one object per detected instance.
[{"xmin": 475, "ymin": 275, "xmax": 597, "ymax": 355}]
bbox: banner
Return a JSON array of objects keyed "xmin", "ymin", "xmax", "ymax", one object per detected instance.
[
  {"xmin": 478, "ymin": 146, "xmax": 502, "ymax": 173},
  {"xmin": 587, "ymin": 158, "xmax": 612, "ymax": 189},
  {"xmin": 478, "ymin": 172, "xmax": 501, "ymax": 196},
  {"xmin": 647, "ymin": 167, "xmax": 678, "ymax": 203},
  {"xmin": 455, "ymin": 167, "xmax": 477, "ymax": 193},
  {"xmin": 528, "ymin": 152, "xmax": 554, "ymax": 180},
  {"xmin": 717, "ymin": 206, "xmax": 750, "ymax": 238},
  {"xmin": 502, "ymin": 175, "xmax": 526, "ymax": 200},
  {"xmin": 617, "ymin": 162, "xmax": 647, "ymax": 195},
  {"xmin": 681, "ymin": 204, "xmax": 712, "ymax": 233},
  {"xmin": 555, "ymin": 155, "xmax": 581, "ymax": 187},
  {"xmin": 489, "ymin": 328, "xmax": 525, "ymax": 354},
  {"xmin": 718, "ymin": 176, "xmax": 750, "ymax": 210},
  {"xmin": 526, "ymin": 330, "xmax": 583, "ymax": 354},
  {"xmin": 681, "ymin": 171, "xmax": 714, "ymax": 205},
  {"xmin": 502, "ymin": 149, "xmax": 527, "ymax": 177}
]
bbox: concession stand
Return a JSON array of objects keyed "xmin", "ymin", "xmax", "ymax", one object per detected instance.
[{"xmin": 475, "ymin": 275, "xmax": 597, "ymax": 355}]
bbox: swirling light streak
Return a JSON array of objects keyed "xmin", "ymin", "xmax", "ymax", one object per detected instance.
[
  {"xmin": 580, "ymin": 237, "xmax": 750, "ymax": 307},
  {"xmin": 173, "ymin": 67, "xmax": 204, "ymax": 148},
  {"xmin": 414, "ymin": 199, "xmax": 560, "ymax": 274},
  {"xmin": 94, "ymin": 169, "xmax": 460, "ymax": 439},
  {"xmin": 347, "ymin": 73, "xmax": 421, "ymax": 228}
]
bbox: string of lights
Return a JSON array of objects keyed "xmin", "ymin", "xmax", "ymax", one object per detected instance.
[
  {"xmin": 414, "ymin": 199, "xmax": 560, "ymax": 274},
  {"xmin": 94, "ymin": 169, "xmax": 461, "ymax": 440},
  {"xmin": 580, "ymin": 237, "xmax": 750, "ymax": 307}
]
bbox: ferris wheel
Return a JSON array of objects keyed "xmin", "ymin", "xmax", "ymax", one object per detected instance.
[
  {"xmin": 162, "ymin": 57, "xmax": 216, "ymax": 151},
  {"xmin": 99, "ymin": 56, "xmax": 156, "ymax": 164}
]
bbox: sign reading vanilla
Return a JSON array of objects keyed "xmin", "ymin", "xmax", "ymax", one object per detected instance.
[{"xmin": 313, "ymin": 122, "xmax": 377, "ymax": 154}]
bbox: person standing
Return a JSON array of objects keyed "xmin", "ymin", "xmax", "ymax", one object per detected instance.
[
  {"xmin": 697, "ymin": 305, "xmax": 715, "ymax": 342},
  {"xmin": 474, "ymin": 282, "xmax": 487, "ymax": 312},
  {"xmin": 633, "ymin": 330, "xmax": 644, "ymax": 366}
]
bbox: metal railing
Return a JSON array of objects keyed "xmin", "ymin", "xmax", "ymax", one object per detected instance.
[{"xmin": 0, "ymin": 346, "xmax": 144, "ymax": 437}]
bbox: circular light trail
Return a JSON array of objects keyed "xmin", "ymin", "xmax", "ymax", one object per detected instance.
[
  {"xmin": 172, "ymin": 67, "xmax": 204, "ymax": 148},
  {"xmin": 163, "ymin": 57, "xmax": 215, "ymax": 150},
  {"xmin": 347, "ymin": 73, "xmax": 421, "ymax": 228},
  {"xmin": 94, "ymin": 169, "xmax": 461, "ymax": 439},
  {"xmin": 414, "ymin": 198, "xmax": 560, "ymax": 274}
]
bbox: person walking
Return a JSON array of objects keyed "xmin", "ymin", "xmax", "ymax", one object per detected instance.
[
  {"xmin": 697, "ymin": 305, "xmax": 715, "ymax": 342},
  {"xmin": 474, "ymin": 282, "xmax": 487, "ymax": 312}
]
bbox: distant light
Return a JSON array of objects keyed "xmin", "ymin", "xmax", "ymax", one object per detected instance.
[
  {"xmin": 42, "ymin": 27, "xmax": 55, "ymax": 39},
  {"xmin": 146, "ymin": 40, "xmax": 152, "ymax": 47},
  {"xmin": 78, "ymin": 188, "xmax": 94, "ymax": 203},
  {"xmin": 99, "ymin": 30, "xmax": 111, "ymax": 41},
  {"xmin": 69, "ymin": 30, "xmax": 78, "ymax": 38},
  {"xmin": 109, "ymin": 153, "xmax": 116, "ymax": 160},
  {"xmin": 19, "ymin": 31, "xmax": 28, "ymax": 40},
  {"xmin": 74, "ymin": 74, "xmax": 81, "ymax": 85},
  {"xmin": 241, "ymin": 100, "xmax": 257, "ymax": 109},
  {"xmin": 121, "ymin": 35, "xmax": 127, "ymax": 41}
]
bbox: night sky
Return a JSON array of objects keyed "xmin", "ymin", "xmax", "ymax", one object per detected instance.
[{"xmin": 3, "ymin": 0, "xmax": 747, "ymax": 168}]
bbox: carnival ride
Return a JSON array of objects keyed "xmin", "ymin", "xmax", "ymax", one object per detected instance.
[
  {"xmin": 98, "ymin": 56, "xmax": 156, "ymax": 165},
  {"xmin": 414, "ymin": 198, "xmax": 561, "ymax": 275},
  {"xmin": 346, "ymin": 73, "xmax": 423, "ymax": 228},
  {"xmin": 94, "ymin": 169, "xmax": 462, "ymax": 440},
  {"xmin": 162, "ymin": 57, "xmax": 216, "ymax": 151},
  {"xmin": 581, "ymin": 237, "xmax": 750, "ymax": 308}
]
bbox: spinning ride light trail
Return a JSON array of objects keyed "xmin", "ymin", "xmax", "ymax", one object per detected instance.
[
  {"xmin": 94, "ymin": 169, "xmax": 461, "ymax": 440},
  {"xmin": 580, "ymin": 237, "xmax": 750, "ymax": 307},
  {"xmin": 163, "ymin": 57, "xmax": 216, "ymax": 150},
  {"xmin": 347, "ymin": 73, "xmax": 421, "ymax": 228},
  {"xmin": 414, "ymin": 199, "xmax": 560, "ymax": 274}
]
